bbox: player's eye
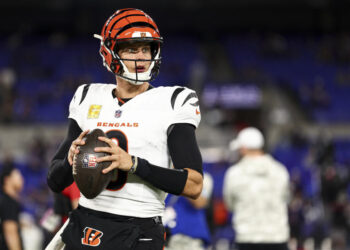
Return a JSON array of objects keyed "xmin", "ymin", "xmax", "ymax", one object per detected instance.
[
  {"xmin": 142, "ymin": 47, "xmax": 151, "ymax": 53},
  {"xmin": 127, "ymin": 48, "xmax": 138, "ymax": 53}
]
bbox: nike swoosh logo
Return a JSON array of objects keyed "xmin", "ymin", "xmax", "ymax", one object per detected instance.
[{"xmin": 196, "ymin": 109, "xmax": 200, "ymax": 115}]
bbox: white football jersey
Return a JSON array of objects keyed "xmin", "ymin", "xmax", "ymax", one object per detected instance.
[{"xmin": 68, "ymin": 83, "xmax": 201, "ymax": 217}]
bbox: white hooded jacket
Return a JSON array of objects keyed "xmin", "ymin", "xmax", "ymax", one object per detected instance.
[{"xmin": 223, "ymin": 154, "xmax": 290, "ymax": 243}]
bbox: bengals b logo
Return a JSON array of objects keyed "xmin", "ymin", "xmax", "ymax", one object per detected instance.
[{"xmin": 81, "ymin": 227, "xmax": 103, "ymax": 247}]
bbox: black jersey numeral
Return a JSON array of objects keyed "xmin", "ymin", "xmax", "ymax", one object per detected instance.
[{"xmin": 105, "ymin": 130, "xmax": 128, "ymax": 191}]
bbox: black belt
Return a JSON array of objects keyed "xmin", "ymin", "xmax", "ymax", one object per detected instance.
[{"xmin": 77, "ymin": 205, "xmax": 162, "ymax": 225}]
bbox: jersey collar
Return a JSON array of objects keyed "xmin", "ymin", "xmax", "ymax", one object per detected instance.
[{"xmin": 111, "ymin": 85, "xmax": 154, "ymax": 106}]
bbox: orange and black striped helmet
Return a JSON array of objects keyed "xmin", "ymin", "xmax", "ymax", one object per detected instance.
[{"xmin": 94, "ymin": 8, "xmax": 163, "ymax": 84}]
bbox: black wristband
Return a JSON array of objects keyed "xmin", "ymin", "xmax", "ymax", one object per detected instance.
[{"xmin": 134, "ymin": 158, "xmax": 188, "ymax": 195}]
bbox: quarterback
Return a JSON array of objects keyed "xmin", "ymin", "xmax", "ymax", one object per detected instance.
[{"xmin": 46, "ymin": 8, "xmax": 203, "ymax": 250}]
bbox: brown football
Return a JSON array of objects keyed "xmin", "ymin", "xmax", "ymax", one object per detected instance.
[{"xmin": 73, "ymin": 129, "xmax": 113, "ymax": 199}]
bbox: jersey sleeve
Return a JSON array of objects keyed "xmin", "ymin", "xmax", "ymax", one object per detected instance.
[
  {"xmin": 68, "ymin": 84, "xmax": 88, "ymax": 127},
  {"xmin": 167, "ymin": 87, "xmax": 201, "ymax": 129}
]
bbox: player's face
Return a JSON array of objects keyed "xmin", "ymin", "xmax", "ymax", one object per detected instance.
[
  {"xmin": 9, "ymin": 169, "xmax": 24, "ymax": 192},
  {"xmin": 118, "ymin": 42, "xmax": 152, "ymax": 74}
]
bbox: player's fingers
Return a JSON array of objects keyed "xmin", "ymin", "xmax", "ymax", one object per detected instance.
[
  {"xmin": 68, "ymin": 146, "xmax": 76, "ymax": 164},
  {"xmin": 94, "ymin": 146, "xmax": 114, "ymax": 154},
  {"xmin": 68, "ymin": 156, "xmax": 73, "ymax": 165},
  {"xmin": 102, "ymin": 162, "xmax": 119, "ymax": 174},
  {"xmin": 96, "ymin": 155, "xmax": 115, "ymax": 163},
  {"xmin": 73, "ymin": 130, "xmax": 89, "ymax": 146},
  {"xmin": 98, "ymin": 136, "xmax": 117, "ymax": 148},
  {"xmin": 74, "ymin": 138, "xmax": 85, "ymax": 146},
  {"xmin": 78, "ymin": 130, "xmax": 90, "ymax": 140}
]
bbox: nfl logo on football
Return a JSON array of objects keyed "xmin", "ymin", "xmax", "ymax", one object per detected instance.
[
  {"xmin": 115, "ymin": 110, "xmax": 122, "ymax": 118},
  {"xmin": 82, "ymin": 154, "xmax": 98, "ymax": 168}
]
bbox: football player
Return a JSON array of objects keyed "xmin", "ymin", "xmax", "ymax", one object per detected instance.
[
  {"xmin": 46, "ymin": 8, "xmax": 203, "ymax": 250},
  {"xmin": 0, "ymin": 165, "xmax": 24, "ymax": 250}
]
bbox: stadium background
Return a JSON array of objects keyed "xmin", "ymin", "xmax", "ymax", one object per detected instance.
[{"xmin": 0, "ymin": 0, "xmax": 350, "ymax": 249}]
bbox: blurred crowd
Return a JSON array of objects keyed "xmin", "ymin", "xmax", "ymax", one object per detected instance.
[{"xmin": 0, "ymin": 31, "xmax": 350, "ymax": 123}]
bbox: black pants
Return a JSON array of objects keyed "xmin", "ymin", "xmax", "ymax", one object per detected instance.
[
  {"xmin": 62, "ymin": 206, "xmax": 165, "ymax": 250},
  {"xmin": 237, "ymin": 242, "xmax": 289, "ymax": 250}
]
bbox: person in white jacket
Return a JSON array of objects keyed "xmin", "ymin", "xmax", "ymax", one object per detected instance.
[{"xmin": 223, "ymin": 127, "xmax": 290, "ymax": 250}]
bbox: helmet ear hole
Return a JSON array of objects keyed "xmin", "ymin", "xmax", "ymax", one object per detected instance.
[
  {"xmin": 110, "ymin": 63, "xmax": 116, "ymax": 72},
  {"xmin": 104, "ymin": 39, "xmax": 112, "ymax": 49},
  {"xmin": 110, "ymin": 62, "xmax": 122, "ymax": 74}
]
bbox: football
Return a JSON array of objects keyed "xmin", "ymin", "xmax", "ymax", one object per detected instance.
[{"xmin": 73, "ymin": 129, "xmax": 113, "ymax": 199}]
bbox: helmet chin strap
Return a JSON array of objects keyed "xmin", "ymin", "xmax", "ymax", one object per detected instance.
[
  {"xmin": 115, "ymin": 48, "xmax": 161, "ymax": 85},
  {"xmin": 118, "ymin": 59, "xmax": 155, "ymax": 85}
]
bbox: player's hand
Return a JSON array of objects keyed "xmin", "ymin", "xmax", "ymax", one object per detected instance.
[
  {"xmin": 95, "ymin": 136, "xmax": 133, "ymax": 173},
  {"xmin": 68, "ymin": 130, "xmax": 90, "ymax": 166}
]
